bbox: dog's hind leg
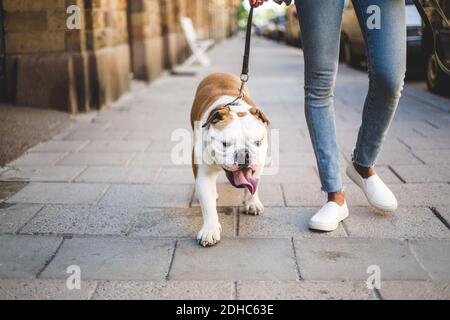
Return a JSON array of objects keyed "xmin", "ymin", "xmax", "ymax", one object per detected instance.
[{"xmin": 195, "ymin": 164, "xmax": 222, "ymax": 247}]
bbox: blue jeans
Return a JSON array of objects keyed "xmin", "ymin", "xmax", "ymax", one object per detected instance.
[{"xmin": 295, "ymin": 0, "xmax": 406, "ymax": 192}]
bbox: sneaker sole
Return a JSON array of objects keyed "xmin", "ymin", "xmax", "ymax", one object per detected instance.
[{"xmin": 309, "ymin": 211, "xmax": 349, "ymax": 232}]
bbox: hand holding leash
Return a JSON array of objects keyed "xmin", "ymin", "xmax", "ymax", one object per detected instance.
[{"xmin": 249, "ymin": 0, "xmax": 292, "ymax": 7}]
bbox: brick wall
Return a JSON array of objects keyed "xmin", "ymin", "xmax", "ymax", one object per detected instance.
[
  {"xmin": 0, "ymin": 0, "xmax": 240, "ymax": 113},
  {"xmin": 128, "ymin": 0, "xmax": 164, "ymax": 81}
]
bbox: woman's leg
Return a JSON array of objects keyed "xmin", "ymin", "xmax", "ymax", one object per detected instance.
[
  {"xmin": 351, "ymin": 0, "xmax": 407, "ymax": 169},
  {"xmin": 295, "ymin": 0, "xmax": 346, "ymax": 202}
]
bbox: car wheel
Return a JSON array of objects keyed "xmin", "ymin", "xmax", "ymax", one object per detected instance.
[
  {"xmin": 342, "ymin": 35, "xmax": 361, "ymax": 67},
  {"xmin": 426, "ymin": 53, "xmax": 450, "ymax": 96}
]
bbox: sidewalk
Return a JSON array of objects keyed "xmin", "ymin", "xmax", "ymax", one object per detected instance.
[{"xmin": 0, "ymin": 37, "xmax": 449, "ymax": 300}]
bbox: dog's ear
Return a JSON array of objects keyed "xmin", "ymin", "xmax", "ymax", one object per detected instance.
[
  {"xmin": 249, "ymin": 107, "xmax": 270, "ymax": 126},
  {"xmin": 203, "ymin": 105, "xmax": 232, "ymax": 128}
]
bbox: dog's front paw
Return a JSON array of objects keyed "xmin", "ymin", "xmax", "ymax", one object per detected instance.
[
  {"xmin": 197, "ymin": 222, "xmax": 222, "ymax": 247},
  {"xmin": 243, "ymin": 197, "xmax": 265, "ymax": 215}
]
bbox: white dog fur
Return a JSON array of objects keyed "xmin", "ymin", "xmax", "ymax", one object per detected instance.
[{"xmin": 191, "ymin": 73, "xmax": 269, "ymax": 247}]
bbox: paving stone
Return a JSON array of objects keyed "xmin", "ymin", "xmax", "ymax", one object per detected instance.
[
  {"xmin": 93, "ymin": 281, "xmax": 234, "ymax": 300},
  {"xmin": 237, "ymin": 281, "xmax": 377, "ymax": 300},
  {"xmin": 154, "ymin": 168, "xmax": 195, "ymax": 184},
  {"xmin": 263, "ymin": 167, "xmax": 319, "ymax": 184},
  {"xmin": 378, "ymin": 281, "xmax": 450, "ymax": 300},
  {"xmin": 391, "ymin": 183, "xmax": 450, "ymax": 207},
  {"xmin": 145, "ymin": 140, "xmax": 182, "ymax": 153},
  {"xmin": 192, "ymin": 183, "xmax": 284, "ymax": 208},
  {"xmin": 8, "ymin": 153, "xmax": 67, "ymax": 166},
  {"xmin": 390, "ymin": 164, "xmax": 450, "ymax": 183},
  {"xmin": 57, "ymin": 152, "xmax": 134, "ymax": 166},
  {"xmin": 238, "ymin": 207, "xmax": 346, "ymax": 238},
  {"xmin": 374, "ymin": 150, "xmax": 424, "ymax": 166},
  {"xmin": 20, "ymin": 205, "xmax": 139, "ymax": 236},
  {"xmin": 412, "ymin": 149, "xmax": 450, "ymax": 165},
  {"xmin": 256, "ymin": 183, "xmax": 286, "ymax": 207},
  {"xmin": 6, "ymin": 183, "xmax": 109, "ymax": 205},
  {"xmin": 283, "ymin": 184, "xmax": 327, "ymax": 207},
  {"xmin": 344, "ymin": 207, "xmax": 450, "ymax": 239},
  {"xmin": 283, "ymin": 184, "xmax": 369, "ymax": 207},
  {"xmin": 191, "ymin": 184, "xmax": 242, "ymax": 208},
  {"xmin": 29, "ymin": 141, "xmax": 88, "ymax": 153},
  {"xmin": 169, "ymin": 239, "xmax": 298, "ymax": 281},
  {"xmin": 63, "ymin": 130, "xmax": 128, "ymax": 141},
  {"xmin": 130, "ymin": 207, "xmax": 235, "ymax": 238},
  {"xmin": 129, "ymin": 152, "xmax": 189, "ymax": 167},
  {"xmin": 0, "ymin": 279, "xmax": 97, "ymax": 300},
  {"xmin": 0, "ymin": 182, "xmax": 28, "ymax": 202},
  {"xmin": 75, "ymin": 167, "xmax": 159, "ymax": 184},
  {"xmin": 408, "ymin": 240, "xmax": 450, "ymax": 281},
  {"xmin": 80, "ymin": 141, "xmax": 150, "ymax": 153},
  {"xmin": 0, "ymin": 204, "xmax": 43, "ymax": 233},
  {"xmin": 294, "ymin": 238, "xmax": 429, "ymax": 280},
  {"xmin": 435, "ymin": 207, "xmax": 450, "ymax": 226},
  {"xmin": 41, "ymin": 238, "xmax": 174, "ymax": 281},
  {"xmin": 0, "ymin": 166, "xmax": 85, "ymax": 182},
  {"xmin": 99, "ymin": 184, "xmax": 193, "ymax": 208},
  {"xmin": 399, "ymin": 136, "xmax": 450, "ymax": 150},
  {"xmin": 0, "ymin": 235, "xmax": 62, "ymax": 279},
  {"xmin": 270, "ymin": 152, "xmax": 318, "ymax": 167}
]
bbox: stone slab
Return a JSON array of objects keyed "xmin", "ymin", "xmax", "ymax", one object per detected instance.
[
  {"xmin": 92, "ymin": 280, "xmax": 234, "ymax": 300},
  {"xmin": 0, "ymin": 279, "xmax": 97, "ymax": 300},
  {"xmin": 294, "ymin": 238, "xmax": 429, "ymax": 281},
  {"xmin": 41, "ymin": 238, "xmax": 174, "ymax": 281},
  {"xmin": 169, "ymin": 239, "xmax": 298, "ymax": 281},
  {"xmin": 408, "ymin": 239, "xmax": 450, "ymax": 281},
  {"xmin": 75, "ymin": 167, "xmax": 159, "ymax": 184},
  {"xmin": 0, "ymin": 203, "xmax": 43, "ymax": 234},
  {"xmin": 378, "ymin": 281, "xmax": 450, "ymax": 300},
  {"xmin": 99, "ymin": 184, "xmax": 193, "ymax": 208},
  {"xmin": 344, "ymin": 207, "xmax": 450, "ymax": 239},
  {"xmin": 237, "ymin": 280, "xmax": 377, "ymax": 300},
  {"xmin": 0, "ymin": 235, "xmax": 62, "ymax": 279},
  {"xmin": 238, "ymin": 207, "xmax": 347, "ymax": 238},
  {"xmin": 0, "ymin": 166, "xmax": 85, "ymax": 182},
  {"xmin": 130, "ymin": 207, "xmax": 235, "ymax": 238},
  {"xmin": 57, "ymin": 152, "xmax": 134, "ymax": 166},
  {"xmin": 6, "ymin": 183, "xmax": 109, "ymax": 205},
  {"xmin": 20, "ymin": 205, "xmax": 139, "ymax": 236}
]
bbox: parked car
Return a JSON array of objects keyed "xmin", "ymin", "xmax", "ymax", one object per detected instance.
[
  {"xmin": 261, "ymin": 14, "xmax": 287, "ymax": 42},
  {"xmin": 341, "ymin": 0, "xmax": 424, "ymax": 72},
  {"xmin": 285, "ymin": 5, "xmax": 302, "ymax": 47},
  {"xmin": 414, "ymin": 0, "xmax": 450, "ymax": 95}
]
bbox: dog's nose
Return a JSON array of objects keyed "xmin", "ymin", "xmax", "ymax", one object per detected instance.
[{"xmin": 236, "ymin": 149, "xmax": 250, "ymax": 168}]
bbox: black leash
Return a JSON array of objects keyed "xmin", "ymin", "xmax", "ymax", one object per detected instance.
[
  {"xmin": 226, "ymin": 6, "xmax": 255, "ymax": 108},
  {"xmin": 241, "ymin": 5, "xmax": 254, "ymax": 83}
]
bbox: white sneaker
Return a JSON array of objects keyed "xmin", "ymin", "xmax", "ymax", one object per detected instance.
[
  {"xmin": 346, "ymin": 164, "xmax": 398, "ymax": 212},
  {"xmin": 309, "ymin": 201, "xmax": 349, "ymax": 232}
]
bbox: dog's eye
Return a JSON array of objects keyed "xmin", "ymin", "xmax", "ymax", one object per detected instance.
[{"xmin": 222, "ymin": 142, "xmax": 231, "ymax": 148}]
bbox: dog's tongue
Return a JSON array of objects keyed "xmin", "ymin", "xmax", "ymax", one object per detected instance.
[{"xmin": 226, "ymin": 168, "xmax": 259, "ymax": 195}]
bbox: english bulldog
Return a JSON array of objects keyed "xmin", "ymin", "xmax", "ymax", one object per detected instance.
[{"xmin": 191, "ymin": 73, "xmax": 270, "ymax": 247}]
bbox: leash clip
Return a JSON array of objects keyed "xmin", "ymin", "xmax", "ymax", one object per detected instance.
[
  {"xmin": 239, "ymin": 73, "xmax": 249, "ymax": 98},
  {"xmin": 240, "ymin": 74, "xmax": 250, "ymax": 83}
]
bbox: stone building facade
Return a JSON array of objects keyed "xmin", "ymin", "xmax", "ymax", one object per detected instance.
[{"xmin": 0, "ymin": 0, "xmax": 240, "ymax": 113}]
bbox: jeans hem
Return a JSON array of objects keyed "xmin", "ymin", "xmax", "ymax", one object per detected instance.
[
  {"xmin": 321, "ymin": 184, "xmax": 345, "ymax": 194},
  {"xmin": 351, "ymin": 148, "xmax": 376, "ymax": 168}
]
